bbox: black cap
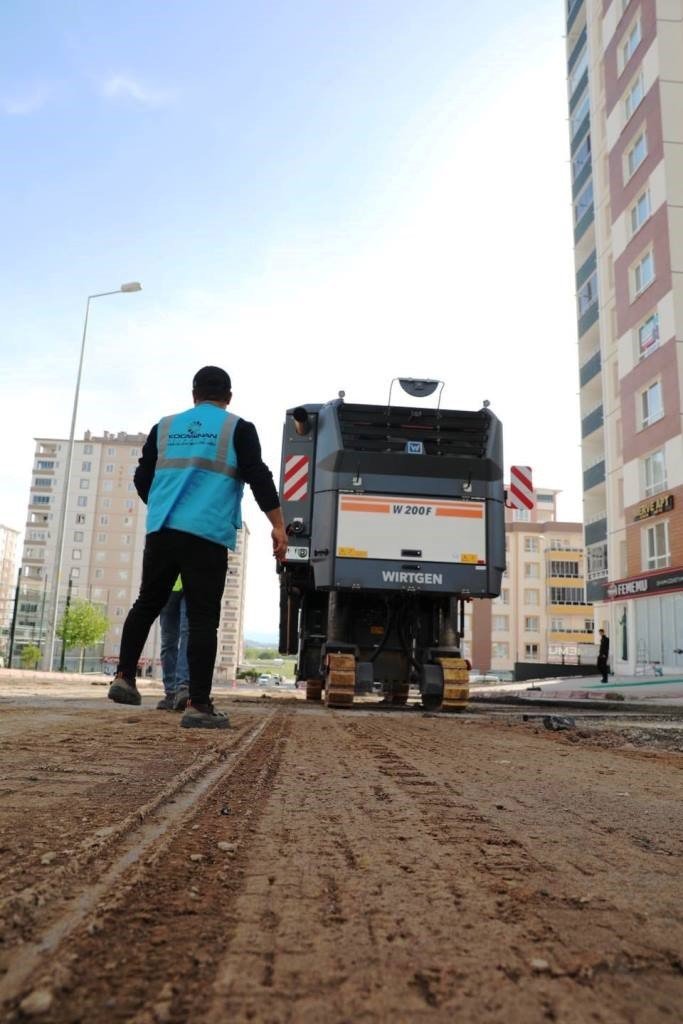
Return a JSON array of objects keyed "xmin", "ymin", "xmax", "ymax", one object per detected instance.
[{"xmin": 192, "ymin": 366, "xmax": 231, "ymax": 392}]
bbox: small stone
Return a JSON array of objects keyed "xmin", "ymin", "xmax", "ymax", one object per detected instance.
[
  {"xmin": 153, "ymin": 1001, "xmax": 172, "ymax": 1023},
  {"xmin": 40, "ymin": 852, "xmax": 57, "ymax": 866},
  {"xmin": 191, "ymin": 825, "xmax": 200, "ymax": 831},
  {"xmin": 530, "ymin": 958, "xmax": 550, "ymax": 973},
  {"xmin": 19, "ymin": 988, "xmax": 53, "ymax": 1015},
  {"xmin": 217, "ymin": 842, "xmax": 236, "ymax": 853},
  {"xmin": 189, "ymin": 854, "xmax": 203, "ymax": 863}
]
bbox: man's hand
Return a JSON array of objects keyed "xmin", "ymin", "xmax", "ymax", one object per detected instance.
[
  {"xmin": 266, "ymin": 507, "xmax": 288, "ymax": 561},
  {"xmin": 271, "ymin": 525, "xmax": 288, "ymax": 561}
]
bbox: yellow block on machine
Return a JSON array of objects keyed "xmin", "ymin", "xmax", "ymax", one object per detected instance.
[
  {"xmin": 337, "ymin": 546, "xmax": 368, "ymax": 558},
  {"xmin": 437, "ymin": 656, "xmax": 470, "ymax": 711}
]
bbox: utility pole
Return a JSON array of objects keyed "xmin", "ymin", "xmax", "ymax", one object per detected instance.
[
  {"xmin": 7, "ymin": 568, "xmax": 22, "ymax": 669},
  {"xmin": 58, "ymin": 577, "xmax": 73, "ymax": 672}
]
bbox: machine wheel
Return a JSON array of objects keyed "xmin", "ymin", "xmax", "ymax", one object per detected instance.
[
  {"xmin": 421, "ymin": 693, "xmax": 442, "ymax": 711},
  {"xmin": 305, "ymin": 679, "xmax": 322, "ymax": 701},
  {"xmin": 437, "ymin": 656, "xmax": 470, "ymax": 712},
  {"xmin": 324, "ymin": 653, "xmax": 356, "ymax": 708}
]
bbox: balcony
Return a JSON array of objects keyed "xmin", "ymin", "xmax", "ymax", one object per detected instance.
[
  {"xmin": 583, "ymin": 459, "xmax": 605, "ymax": 491},
  {"xmin": 574, "ymin": 202, "xmax": 594, "ymax": 243},
  {"xmin": 581, "ymin": 404, "xmax": 603, "ymax": 438},
  {"xmin": 579, "ymin": 349, "xmax": 601, "ymax": 387},
  {"xmin": 587, "ymin": 578, "xmax": 607, "ymax": 602},
  {"xmin": 567, "ymin": 0, "xmax": 584, "ymax": 32},
  {"xmin": 578, "ymin": 300, "xmax": 599, "ymax": 338},
  {"xmin": 585, "ymin": 516, "xmax": 607, "ymax": 545}
]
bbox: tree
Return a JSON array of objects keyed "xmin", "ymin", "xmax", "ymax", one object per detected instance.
[
  {"xmin": 20, "ymin": 644, "xmax": 41, "ymax": 669},
  {"xmin": 57, "ymin": 600, "xmax": 109, "ymax": 671}
]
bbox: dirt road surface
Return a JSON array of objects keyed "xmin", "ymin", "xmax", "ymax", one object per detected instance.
[{"xmin": 0, "ymin": 687, "xmax": 681, "ymax": 1023}]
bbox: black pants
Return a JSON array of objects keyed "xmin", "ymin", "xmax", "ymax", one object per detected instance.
[
  {"xmin": 597, "ymin": 655, "xmax": 608, "ymax": 682},
  {"xmin": 117, "ymin": 529, "xmax": 228, "ymax": 704}
]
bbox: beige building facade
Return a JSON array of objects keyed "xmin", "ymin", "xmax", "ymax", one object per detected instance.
[
  {"xmin": 470, "ymin": 489, "xmax": 594, "ymax": 674},
  {"xmin": 18, "ymin": 431, "xmax": 248, "ymax": 676},
  {"xmin": 0, "ymin": 524, "xmax": 20, "ymax": 662},
  {"xmin": 567, "ymin": 0, "xmax": 683, "ymax": 673}
]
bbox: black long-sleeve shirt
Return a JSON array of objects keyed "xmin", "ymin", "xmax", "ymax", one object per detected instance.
[{"xmin": 134, "ymin": 418, "xmax": 280, "ymax": 513}]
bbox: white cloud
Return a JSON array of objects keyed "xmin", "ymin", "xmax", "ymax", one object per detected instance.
[
  {"xmin": 100, "ymin": 74, "xmax": 174, "ymax": 107},
  {"xmin": 1, "ymin": 86, "xmax": 50, "ymax": 116}
]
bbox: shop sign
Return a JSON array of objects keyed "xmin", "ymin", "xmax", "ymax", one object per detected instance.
[
  {"xmin": 634, "ymin": 494, "xmax": 674, "ymax": 521},
  {"xmin": 606, "ymin": 568, "xmax": 683, "ymax": 599}
]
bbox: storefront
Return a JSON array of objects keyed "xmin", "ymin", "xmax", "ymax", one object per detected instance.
[{"xmin": 603, "ymin": 568, "xmax": 683, "ymax": 674}]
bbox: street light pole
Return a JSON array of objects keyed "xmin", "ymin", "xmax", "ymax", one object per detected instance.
[{"xmin": 44, "ymin": 283, "xmax": 142, "ymax": 670}]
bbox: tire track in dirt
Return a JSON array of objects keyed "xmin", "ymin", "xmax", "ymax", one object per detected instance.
[
  {"xmin": 203, "ymin": 710, "xmax": 682, "ymax": 1023},
  {"xmin": 0, "ymin": 711, "xmax": 283, "ymax": 1021}
]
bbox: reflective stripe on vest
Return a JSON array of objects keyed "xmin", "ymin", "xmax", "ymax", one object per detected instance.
[{"xmin": 156, "ymin": 413, "xmax": 239, "ymax": 478}]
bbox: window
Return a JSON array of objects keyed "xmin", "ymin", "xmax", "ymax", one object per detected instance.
[
  {"xmin": 95, "ymin": 568, "xmax": 104, "ymax": 579},
  {"xmin": 72, "ymin": 549, "xmax": 82, "ymax": 560},
  {"xmin": 123, "ymin": 516, "xmax": 132, "ymax": 526},
  {"xmin": 97, "ymin": 532, "xmax": 107, "ymax": 543},
  {"xmin": 492, "ymin": 642, "xmax": 509, "ymax": 659},
  {"xmin": 36, "ymin": 460, "xmax": 54, "ymax": 470},
  {"xmin": 633, "ymin": 250, "xmax": 655, "ymax": 295},
  {"xmin": 524, "ymin": 536, "xmax": 540, "ymax": 553},
  {"xmin": 584, "ymin": 619, "xmax": 594, "ymax": 633},
  {"xmin": 105, "ymin": 464, "xmax": 114, "ymax": 473},
  {"xmin": 624, "ymin": 73, "xmax": 644, "ymax": 120},
  {"xmin": 114, "ymin": 607, "xmax": 124, "ymax": 617},
  {"xmin": 102, "ymin": 498, "xmax": 111, "ymax": 509},
  {"xmin": 524, "ymin": 589, "xmax": 540, "ymax": 605},
  {"xmin": 577, "ymin": 270, "xmax": 598, "ymax": 315},
  {"xmin": 549, "ymin": 560, "xmax": 580, "ymax": 578},
  {"xmin": 551, "ymin": 618, "xmax": 565, "ymax": 631},
  {"xmin": 95, "ymin": 551, "xmax": 105, "ymax": 562},
  {"xmin": 103, "ymin": 481, "xmax": 113, "ymax": 492},
  {"xmin": 70, "ymin": 567, "xmax": 80, "ymax": 579},
  {"xmin": 120, "ymin": 552, "xmax": 130, "ymax": 563},
  {"xmin": 550, "ymin": 586, "xmax": 586, "ymax": 604},
  {"xmin": 569, "ymin": 47, "xmax": 588, "ymax": 95},
  {"xmin": 80, "ymin": 478, "xmax": 89, "ymax": 490},
  {"xmin": 77, "ymin": 496, "xmax": 88, "ymax": 507},
  {"xmin": 638, "ymin": 312, "xmax": 659, "ymax": 357},
  {"xmin": 525, "ymin": 616, "xmax": 540, "ymax": 632},
  {"xmin": 572, "ymin": 135, "xmax": 591, "ymax": 180},
  {"xmin": 630, "ymin": 191, "xmax": 651, "ymax": 235},
  {"xmin": 118, "ymin": 570, "xmax": 129, "ymax": 580},
  {"xmin": 83, "ymin": 444, "xmax": 93, "ymax": 455},
  {"xmin": 621, "ymin": 20, "xmax": 642, "ymax": 69},
  {"xmin": 76, "ymin": 513, "xmax": 86, "ymax": 525},
  {"xmin": 513, "ymin": 509, "xmax": 530, "ymax": 522},
  {"xmin": 107, "ymin": 447, "xmax": 115, "ymax": 457},
  {"xmin": 33, "ymin": 478, "xmax": 52, "ymax": 488},
  {"xmin": 525, "ymin": 643, "xmax": 539, "ymax": 660},
  {"xmin": 492, "ymin": 615, "xmax": 509, "ymax": 632},
  {"xmin": 626, "ymin": 133, "xmax": 647, "ymax": 178},
  {"xmin": 130, "ymin": 448, "xmax": 139, "ymax": 457},
  {"xmin": 574, "ymin": 179, "xmax": 593, "ymax": 224},
  {"xmin": 524, "ymin": 562, "xmax": 540, "ymax": 579},
  {"xmin": 501, "ymin": 589, "xmax": 510, "ymax": 605},
  {"xmin": 641, "ymin": 381, "xmax": 663, "ymax": 427},
  {"xmin": 73, "ymin": 530, "xmax": 84, "ymax": 542},
  {"xmin": 644, "ymin": 521, "xmax": 669, "ymax": 570},
  {"xmin": 122, "ymin": 534, "xmax": 132, "ymax": 545},
  {"xmin": 125, "ymin": 500, "xmax": 135, "ymax": 511},
  {"xmin": 570, "ymin": 89, "xmax": 590, "ymax": 139},
  {"xmin": 81, "ymin": 461, "xmax": 92, "ymax": 472},
  {"xmin": 643, "ymin": 449, "xmax": 667, "ymax": 497}
]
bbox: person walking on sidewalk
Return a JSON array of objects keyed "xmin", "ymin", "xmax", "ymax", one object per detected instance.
[
  {"xmin": 156, "ymin": 575, "xmax": 190, "ymax": 711},
  {"xmin": 597, "ymin": 629, "xmax": 610, "ymax": 683},
  {"xmin": 108, "ymin": 365, "xmax": 287, "ymax": 729}
]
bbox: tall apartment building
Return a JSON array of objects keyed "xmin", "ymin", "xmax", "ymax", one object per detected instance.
[
  {"xmin": 470, "ymin": 489, "xmax": 594, "ymax": 673},
  {"xmin": 216, "ymin": 524, "xmax": 250, "ymax": 679},
  {"xmin": 17, "ymin": 431, "xmax": 249, "ymax": 675},
  {"xmin": 0, "ymin": 524, "xmax": 20, "ymax": 661},
  {"xmin": 566, "ymin": 0, "xmax": 683, "ymax": 674}
]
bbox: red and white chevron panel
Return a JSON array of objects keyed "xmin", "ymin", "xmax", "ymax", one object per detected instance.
[
  {"xmin": 509, "ymin": 465, "xmax": 534, "ymax": 510},
  {"xmin": 283, "ymin": 454, "xmax": 310, "ymax": 502}
]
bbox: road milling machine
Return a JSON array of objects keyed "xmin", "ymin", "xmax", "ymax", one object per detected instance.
[{"xmin": 277, "ymin": 378, "xmax": 505, "ymax": 710}]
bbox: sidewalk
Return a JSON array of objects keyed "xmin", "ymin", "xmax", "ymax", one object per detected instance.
[{"xmin": 470, "ymin": 673, "xmax": 683, "ymax": 705}]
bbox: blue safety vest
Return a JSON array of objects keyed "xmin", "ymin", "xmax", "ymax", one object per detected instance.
[{"xmin": 146, "ymin": 403, "xmax": 244, "ymax": 549}]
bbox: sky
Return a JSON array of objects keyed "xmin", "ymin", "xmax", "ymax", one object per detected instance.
[{"xmin": 1, "ymin": 0, "xmax": 580, "ymax": 639}]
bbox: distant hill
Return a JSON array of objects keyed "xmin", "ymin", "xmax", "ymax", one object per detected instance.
[{"xmin": 245, "ymin": 634, "xmax": 279, "ymax": 647}]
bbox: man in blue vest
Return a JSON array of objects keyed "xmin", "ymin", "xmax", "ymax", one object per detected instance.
[{"xmin": 107, "ymin": 365, "xmax": 287, "ymax": 728}]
